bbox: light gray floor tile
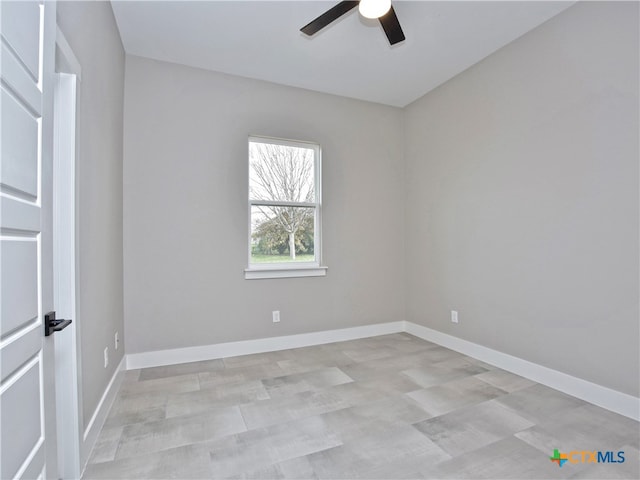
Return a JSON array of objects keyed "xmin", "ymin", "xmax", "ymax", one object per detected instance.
[
  {"xmin": 338, "ymin": 349, "xmax": 444, "ymax": 382},
  {"xmin": 262, "ymin": 367, "xmax": 353, "ymax": 399},
  {"xmin": 138, "ymin": 358, "xmax": 225, "ymax": 381},
  {"xmin": 166, "ymin": 379, "xmax": 270, "ymax": 418},
  {"xmin": 83, "ymin": 443, "xmax": 213, "ymax": 479},
  {"xmin": 433, "ymin": 355, "xmax": 496, "ymax": 371},
  {"xmin": 555, "ymin": 403, "xmax": 638, "ymax": 448},
  {"xmin": 104, "ymin": 391, "xmax": 168, "ymax": 428},
  {"xmin": 322, "ymin": 395, "xmax": 432, "ymax": 444},
  {"xmin": 277, "ymin": 359, "xmax": 352, "ymax": 376},
  {"xmin": 401, "ymin": 360, "xmax": 487, "ymax": 389},
  {"xmin": 362, "ymin": 333, "xmax": 431, "ymax": 351},
  {"xmin": 104, "ymin": 407, "xmax": 167, "ymax": 430},
  {"xmin": 87, "ymin": 426, "xmax": 123, "ymax": 464},
  {"xmin": 337, "ymin": 334, "xmax": 433, "ymax": 359},
  {"xmin": 383, "ymin": 333, "xmax": 440, "ymax": 354},
  {"xmin": 223, "ymin": 350, "xmax": 292, "ymax": 368},
  {"xmin": 198, "ymin": 362, "xmax": 285, "ymax": 389},
  {"xmin": 495, "ymin": 383, "xmax": 587, "ymax": 424},
  {"xmin": 317, "ymin": 369, "xmax": 424, "ymax": 405},
  {"xmin": 239, "ymin": 389, "xmax": 351, "ymax": 430},
  {"xmin": 399, "ymin": 333, "xmax": 440, "ymax": 348},
  {"xmin": 353, "ymin": 394, "xmax": 432, "ymax": 425},
  {"xmin": 421, "ymin": 436, "xmax": 573, "ymax": 479},
  {"xmin": 227, "ymin": 455, "xmax": 318, "ymax": 480},
  {"xmin": 307, "ymin": 425, "xmax": 450, "ymax": 479},
  {"xmin": 322, "ymin": 337, "xmax": 378, "ymax": 350},
  {"xmin": 356, "ymin": 372, "xmax": 424, "ymax": 394},
  {"xmin": 110, "ymin": 389, "xmax": 168, "ymax": 411},
  {"xmin": 327, "ymin": 379, "xmax": 401, "ymax": 406},
  {"xmin": 115, "ymin": 406, "xmax": 247, "ymax": 459},
  {"xmin": 277, "ymin": 346, "xmax": 354, "ymax": 375},
  {"xmin": 207, "ymin": 415, "xmax": 341, "ymax": 478},
  {"xmin": 342, "ymin": 345, "xmax": 399, "ymax": 362},
  {"xmin": 406, "ymin": 376, "xmax": 507, "ymax": 417},
  {"xmin": 413, "ymin": 399, "xmax": 534, "ymax": 457},
  {"xmin": 119, "ymin": 373, "xmax": 200, "ymax": 396},
  {"xmin": 287, "ymin": 343, "xmax": 357, "ymax": 362},
  {"xmin": 474, "ymin": 368, "xmax": 537, "ymax": 392},
  {"xmin": 338, "ymin": 361, "xmax": 393, "ymax": 382},
  {"xmin": 413, "ymin": 346, "xmax": 467, "ymax": 364},
  {"xmin": 121, "ymin": 369, "xmax": 141, "ymax": 385},
  {"xmin": 352, "ymin": 460, "xmax": 425, "ymax": 480},
  {"xmin": 84, "ymin": 333, "xmax": 639, "ymax": 480},
  {"xmin": 515, "ymin": 403, "xmax": 640, "ymax": 456}
]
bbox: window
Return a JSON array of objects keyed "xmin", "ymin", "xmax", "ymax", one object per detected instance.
[{"xmin": 245, "ymin": 136, "xmax": 326, "ymax": 279}]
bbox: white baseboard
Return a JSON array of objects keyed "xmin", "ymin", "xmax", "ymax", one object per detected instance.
[
  {"xmin": 404, "ymin": 321, "xmax": 640, "ymax": 421},
  {"xmin": 126, "ymin": 321, "xmax": 405, "ymax": 370},
  {"xmin": 80, "ymin": 355, "xmax": 125, "ymax": 473},
  {"xmin": 123, "ymin": 320, "xmax": 638, "ymax": 422}
]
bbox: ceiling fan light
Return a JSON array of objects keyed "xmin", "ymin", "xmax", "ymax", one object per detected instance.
[{"xmin": 358, "ymin": 0, "xmax": 391, "ymax": 19}]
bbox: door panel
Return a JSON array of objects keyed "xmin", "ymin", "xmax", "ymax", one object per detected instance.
[
  {"xmin": 1, "ymin": 195, "xmax": 40, "ymax": 231},
  {"xmin": 0, "ymin": 358, "xmax": 44, "ymax": 480},
  {"xmin": 1, "ymin": 43, "xmax": 42, "ymax": 114},
  {"xmin": 1, "ymin": 239, "xmax": 38, "ymax": 336},
  {"xmin": 0, "ymin": 0, "xmax": 41, "ymax": 80},
  {"xmin": 1, "ymin": 1, "xmax": 57, "ymax": 478},
  {"xmin": 1, "ymin": 88, "xmax": 39, "ymax": 198},
  {"xmin": 0, "ymin": 326, "xmax": 41, "ymax": 381}
]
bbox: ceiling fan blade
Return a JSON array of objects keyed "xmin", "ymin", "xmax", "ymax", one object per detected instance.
[
  {"xmin": 301, "ymin": 1, "xmax": 359, "ymax": 36},
  {"xmin": 379, "ymin": 6, "xmax": 405, "ymax": 45}
]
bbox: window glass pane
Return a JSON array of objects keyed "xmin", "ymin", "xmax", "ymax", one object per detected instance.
[
  {"xmin": 250, "ymin": 205, "xmax": 315, "ymax": 263},
  {"xmin": 249, "ymin": 141, "xmax": 315, "ymax": 202}
]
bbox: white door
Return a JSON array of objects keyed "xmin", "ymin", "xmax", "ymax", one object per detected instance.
[{"xmin": 1, "ymin": 1, "xmax": 59, "ymax": 478}]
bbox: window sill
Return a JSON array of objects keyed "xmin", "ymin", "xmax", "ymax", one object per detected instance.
[{"xmin": 244, "ymin": 265, "xmax": 328, "ymax": 280}]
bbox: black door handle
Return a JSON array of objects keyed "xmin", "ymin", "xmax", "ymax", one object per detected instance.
[{"xmin": 44, "ymin": 311, "xmax": 72, "ymax": 336}]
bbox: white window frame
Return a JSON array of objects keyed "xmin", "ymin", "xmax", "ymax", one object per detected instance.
[{"xmin": 244, "ymin": 135, "xmax": 327, "ymax": 280}]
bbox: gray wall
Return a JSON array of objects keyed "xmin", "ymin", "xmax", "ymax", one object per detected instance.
[
  {"xmin": 57, "ymin": 1, "xmax": 125, "ymax": 426},
  {"xmin": 122, "ymin": 2, "xmax": 637, "ymax": 398},
  {"xmin": 123, "ymin": 56, "xmax": 405, "ymax": 354},
  {"xmin": 404, "ymin": 1, "xmax": 639, "ymax": 396}
]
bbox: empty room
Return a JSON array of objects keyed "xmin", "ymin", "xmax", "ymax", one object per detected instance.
[{"xmin": 1, "ymin": 0, "xmax": 638, "ymax": 479}]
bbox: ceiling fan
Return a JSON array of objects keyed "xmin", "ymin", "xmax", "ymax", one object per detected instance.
[{"xmin": 301, "ymin": 0, "xmax": 405, "ymax": 46}]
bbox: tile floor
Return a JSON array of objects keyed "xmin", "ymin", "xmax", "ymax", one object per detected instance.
[{"xmin": 83, "ymin": 333, "xmax": 639, "ymax": 479}]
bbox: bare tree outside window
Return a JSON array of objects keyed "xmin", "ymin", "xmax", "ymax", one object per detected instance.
[{"xmin": 249, "ymin": 139, "xmax": 319, "ymax": 263}]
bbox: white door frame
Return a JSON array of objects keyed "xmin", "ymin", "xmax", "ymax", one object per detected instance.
[{"xmin": 53, "ymin": 27, "xmax": 83, "ymax": 479}]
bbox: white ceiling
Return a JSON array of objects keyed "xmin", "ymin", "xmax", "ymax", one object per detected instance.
[{"xmin": 111, "ymin": 1, "xmax": 574, "ymax": 107}]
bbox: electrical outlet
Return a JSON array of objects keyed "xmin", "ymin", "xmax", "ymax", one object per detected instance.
[
  {"xmin": 115, "ymin": 331, "xmax": 119, "ymax": 350},
  {"xmin": 451, "ymin": 310, "xmax": 459, "ymax": 324},
  {"xmin": 104, "ymin": 347, "xmax": 109, "ymax": 368},
  {"xmin": 272, "ymin": 310, "xmax": 280, "ymax": 323}
]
